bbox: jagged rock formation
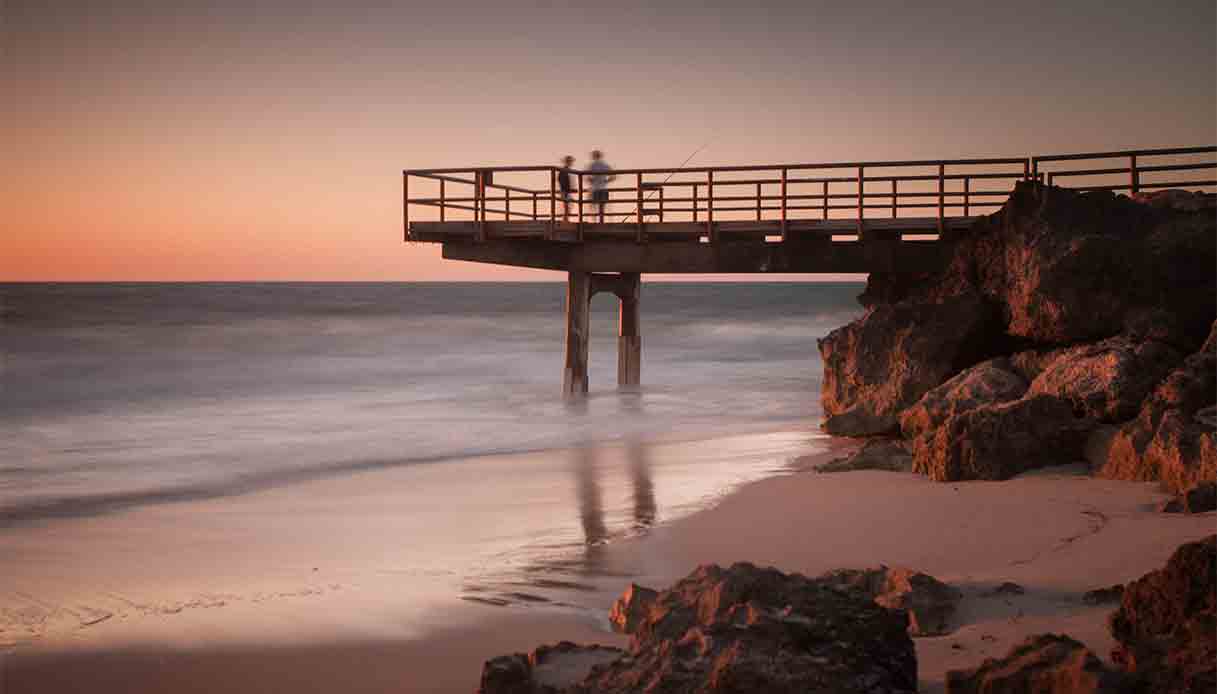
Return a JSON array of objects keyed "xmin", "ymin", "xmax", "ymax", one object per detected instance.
[
  {"xmin": 1159, "ymin": 481, "xmax": 1217, "ymax": 514},
  {"xmin": 946, "ymin": 634, "xmax": 1129, "ymax": 694},
  {"xmin": 816, "ymin": 565, "xmax": 962, "ymax": 637},
  {"xmin": 478, "ymin": 562, "xmax": 918, "ymax": 694},
  {"xmin": 1108, "ymin": 534, "xmax": 1216, "ymax": 694},
  {"xmin": 817, "ymin": 439, "xmax": 912, "ymax": 473},
  {"xmin": 820, "ymin": 182, "xmax": 1216, "ymax": 489},
  {"xmin": 607, "ymin": 583, "xmax": 656, "ymax": 634}
]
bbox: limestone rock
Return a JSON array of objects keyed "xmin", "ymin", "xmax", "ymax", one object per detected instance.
[
  {"xmin": 1082, "ymin": 584, "xmax": 1124, "ymax": 606},
  {"xmin": 481, "ymin": 563, "xmax": 919, "ymax": 694},
  {"xmin": 912, "ymin": 395, "xmax": 1092, "ymax": 481},
  {"xmin": 1131, "ymin": 189, "xmax": 1217, "ymax": 213},
  {"xmin": 818, "ymin": 439, "xmax": 912, "ymax": 473},
  {"xmin": 1026, "ymin": 336, "xmax": 1182, "ymax": 423},
  {"xmin": 478, "ymin": 642, "xmax": 625, "ymax": 694},
  {"xmin": 819, "ymin": 292, "xmax": 1002, "ymax": 437},
  {"xmin": 1100, "ymin": 322, "xmax": 1217, "ymax": 493},
  {"xmin": 1109, "ymin": 535, "xmax": 1216, "ymax": 694},
  {"xmin": 899, "ymin": 358, "xmax": 1028, "ymax": 439},
  {"xmin": 608, "ymin": 583, "xmax": 657, "ymax": 634},
  {"xmin": 819, "ymin": 565, "xmax": 962, "ymax": 636},
  {"xmin": 1159, "ymin": 481, "xmax": 1217, "ymax": 514},
  {"xmin": 946, "ymin": 633, "xmax": 1129, "ymax": 694}
]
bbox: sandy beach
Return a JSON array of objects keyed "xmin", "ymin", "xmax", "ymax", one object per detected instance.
[{"xmin": 2, "ymin": 437, "xmax": 1211, "ymax": 693}]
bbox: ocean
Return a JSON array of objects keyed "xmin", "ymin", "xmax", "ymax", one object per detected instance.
[{"xmin": 0, "ymin": 282, "xmax": 863, "ymax": 639}]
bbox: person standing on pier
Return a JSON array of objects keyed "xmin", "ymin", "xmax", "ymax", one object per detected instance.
[
  {"xmin": 559, "ymin": 155, "xmax": 575, "ymax": 221},
  {"xmin": 588, "ymin": 150, "xmax": 615, "ymax": 222}
]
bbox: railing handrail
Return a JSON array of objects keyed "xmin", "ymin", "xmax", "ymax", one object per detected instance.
[{"xmin": 1031, "ymin": 145, "xmax": 1216, "ymax": 165}]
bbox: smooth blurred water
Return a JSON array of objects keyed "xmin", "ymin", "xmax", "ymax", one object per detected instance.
[{"xmin": 0, "ymin": 282, "xmax": 863, "ymax": 524}]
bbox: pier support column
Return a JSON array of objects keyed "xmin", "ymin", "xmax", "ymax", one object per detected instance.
[
  {"xmin": 563, "ymin": 271, "xmax": 591, "ymax": 396},
  {"xmin": 617, "ymin": 272, "xmax": 641, "ymax": 389}
]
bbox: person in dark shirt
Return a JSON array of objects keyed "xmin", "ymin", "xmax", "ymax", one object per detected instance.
[{"xmin": 558, "ymin": 155, "xmax": 575, "ymax": 221}]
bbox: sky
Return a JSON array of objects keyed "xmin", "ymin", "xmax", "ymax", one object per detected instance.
[{"xmin": 3, "ymin": 0, "xmax": 1214, "ymax": 281}]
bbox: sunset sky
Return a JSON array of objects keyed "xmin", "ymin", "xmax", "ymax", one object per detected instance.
[{"xmin": 4, "ymin": 0, "xmax": 1214, "ymax": 281}]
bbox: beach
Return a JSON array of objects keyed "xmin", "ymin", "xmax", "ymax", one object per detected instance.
[{"xmin": 3, "ymin": 439, "xmax": 1211, "ymax": 693}]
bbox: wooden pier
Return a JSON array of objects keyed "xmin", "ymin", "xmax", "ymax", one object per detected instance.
[{"xmin": 404, "ymin": 146, "xmax": 1215, "ymax": 395}]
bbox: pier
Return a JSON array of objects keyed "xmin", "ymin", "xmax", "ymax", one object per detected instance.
[{"xmin": 404, "ymin": 146, "xmax": 1216, "ymax": 395}]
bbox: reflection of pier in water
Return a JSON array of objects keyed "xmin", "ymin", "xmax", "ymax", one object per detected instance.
[{"xmin": 573, "ymin": 440, "xmax": 656, "ymax": 569}]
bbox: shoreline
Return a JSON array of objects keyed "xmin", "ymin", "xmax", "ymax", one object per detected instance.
[{"xmin": 3, "ymin": 440, "xmax": 1211, "ymax": 692}]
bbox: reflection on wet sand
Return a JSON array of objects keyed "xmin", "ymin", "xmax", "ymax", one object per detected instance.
[{"xmin": 628, "ymin": 440, "xmax": 656, "ymax": 531}]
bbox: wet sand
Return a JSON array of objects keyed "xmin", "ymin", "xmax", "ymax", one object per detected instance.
[{"xmin": 2, "ymin": 445, "xmax": 1212, "ymax": 693}]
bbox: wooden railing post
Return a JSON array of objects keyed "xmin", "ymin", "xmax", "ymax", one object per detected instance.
[
  {"xmin": 532, "ymin": 192, "xmax": 537, "ymax": 220},
  {"xmin": 890, "ymin": 179, "xmax": 897, "ymax": 218},
  {"xmin": 755, "ymin": 182, "xmax": 762, "ymax": 221},
  {"xmin": 963, "ymin": 176, "xmax": 970, "ymax": 217},
  {"xmin": 856, "ymin": 166, "xmax": 864, "ymax": 239},
  {"xmin": 636, "ymin": 172, "xmax": 644, "ymax": 242},
  {"xmin": 658, "ymin": 186, "xmax": 665, "ymax": 222},
  {"xmin": 936, "ymin": 163, "xmax": 945, "ymax": 235},
  {"xmin": 1129, "ymin": 154, "xmax": 1140, "ymax": 194},
  {"xmin": 577, "ymin": 173, "xmax": 584, "ymax": 241},
  {"xmin": 821, "ymin": 180, "xmax": 828, "ymax": 219},
  {"xmin": 476, "ymin": 170, "xmax": 487, "ymax": 241},
  {"xmin": 780, "ymin": 167, "xmax": 788, "ymax": 241},
  {"xmin": 402, "ymin": 173, "xmax": 409, "ymax": 242},
  {"xmin": 1024, "ymin": 159, "xmax": 1031, "ymax": 181},
  {"xmin": 692, "ymin": 184, "xmax": 699, "ymax": 222},
  {"xmin": 706, "ymin": 170, "xmax": 715, "ymax": 242},
  {"xmin": 505, "ymin": 187, "xmax": 511, "ymax": 220},
  {"xmin": 549, "ymin": 169, "xmax": 556, "ymax": 239},
  {"xmin": 438, "ymin": 178, "xmax": 445, "ymax": 222}
]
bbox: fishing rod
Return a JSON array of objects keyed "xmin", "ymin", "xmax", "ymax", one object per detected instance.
[{"xmin": 616, "ymin": 142, "xmax": 710, "ymax": 223}]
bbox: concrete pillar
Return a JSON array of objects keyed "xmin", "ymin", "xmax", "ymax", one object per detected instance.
[
  {"xmin": 563, "ymin": 271, "xmax": 591, "ymax": 396},
  {"xmin": 617, "ymin": 272, "xmax": 641, "ymax": 388}
]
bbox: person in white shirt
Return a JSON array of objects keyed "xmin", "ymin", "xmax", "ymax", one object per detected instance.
[{"xmin": 587, "ymin": 150, "xmax": 616, "ymax": 221}]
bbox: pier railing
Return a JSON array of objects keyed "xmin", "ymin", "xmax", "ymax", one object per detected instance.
[{"xmin": 404, "ymin": 146, "xmax": 1216, "ymax": 242}]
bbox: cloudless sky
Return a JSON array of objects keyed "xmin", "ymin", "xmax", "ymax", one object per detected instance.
[{"xmin": 3, "ymin": 0, "xmax": 1214, "ymax": 280}]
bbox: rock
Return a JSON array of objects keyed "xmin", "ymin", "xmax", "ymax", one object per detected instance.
[
  {"xmin": 986, "ymin": 582, "xmax": 1026, "ymax": 597},
  {"xmin": 1159, "ymin": 481, "xmax": 1217, "ymax": 514},
  {"xmin": 1026, "ymin": 336, "xmax": 1182, "ymax": 423},
  {"xmin": 1100, "ymin": 323, "xmax": 1217, "ymax": 493},
  {"xmin": 1131, "ymin": 189, "xmax": 1217, "ymax": 213},
  {"xmin": 818, "ymin": 439, "xmax": 912, "ymax": 473},
  {"xmin": 951, "ymin": 182, "xmax": 1215, "ymax": 349},
  {"xmin": 1084, "ymin": 426, "xmax": 1120, "ymax": 473},
  {"xmin": 482, "ymin": 562, "xmax": 919, "ymax": 694},
  {"xmin": 478, "ymin": 642, "xmax": 625, "ymax": 694},
  {"xmin": 607, "ymin": 583, "xmax": 657, "ymax": 634},
  {"xmin": 899, "ymin": 358, "xmax": 1028, "ymax": 439},
  {"xmin": 1109, "ymin": 535, "xmax": 1216, "ymax": 694},
  {"xmin": 1082, "ymin": 585, "xmax": 1124, "ymax": 606},
  {"xmin": 819, "ymin": 565, "xmax": 962, "ymax": 636},
  {"xmin": 818, "ymin": 292, "xmax": 1002, "ymax": 436},
  {"xmin": 946, "ymin": 633, "xmax": 1130, "ymax": 694},
  {"xmin": 912, "ymin": 395, "xmax": 1092, "ymax": 481}
]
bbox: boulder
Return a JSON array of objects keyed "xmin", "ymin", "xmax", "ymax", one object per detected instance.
[
  {"xmin": 478, "ymin": 642, "xmax": 625, "ymax": 694},
  {"xmin": 912, "ymin": 395, "xmax": 1092, "ymax": 481},
  {"xmin": 1131, "ymin": 189, "xmax": 1217, "ymax": 213},
  {"xmin": 1159, "ymin": 481, "xmax": 1217, "ymax": 514},
  {"xmin": 819, "ymin": 292, "xmax": 1002, "ymax": 437},
  {"xmin": 481, "ymin": 563, "xmax": 919, "ymax": 694},
  {"xmin": 899, "ymin": 358, "xmax": 1028, "ymax": 439},
  {"xmin": 1026, "ymin": 336, "xmax": 1182, "ymax": 423},
  {"xmin": 1082, "ymin": 585, "xmax": 1124, "ymax": 606},
  {"xmin": 946, "ymin": 633, "xmax": 1129, "ymax": 694},
  {"xmin": 1109, "ymin": 535, "xmax": 1216, "ymax": 694},
  {"xmin": 817, "ymin": 439, "xmax": 912, "ymax": 473},
  {"xmin": 948, "ymin": 182, "xmax": 1215, "ymax": 350},
  {"xmin": 607, "ymin": 583, "xmax": 657, "ymax": 634},
  {"xmin": 1100, "ymin": 322, "xmax": 1217, "ymax": 493},
  {"xmin": 818, "ymin": 565, "xmax": 962, "ymax": 637}
]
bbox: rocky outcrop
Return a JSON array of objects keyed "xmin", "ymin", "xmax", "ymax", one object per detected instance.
[
  {"xmin": 1159, "ymin": 481, "xmax": 1217, "ymax": 514},
  {"xmin": 1109, "ymin": 535, "xmax": 1216, "ymax": 694},
  {"xmin": 818, "ymin": 565, "xmax": 962, "ymax": 636},
  {"xmin": 479, "ymin": 563, "xmax": 919, "ymax": 694},
  {"xmin": 913, "ymin": 395, "xmax": 1092, "ymax": 481},
  {"xmin": 899, "ymin": 358, "xmax": 1028, "ymax": 439},
  {"xmin": 1100, "ymin": 323, "xmax": 1217, "ymax": 494},
  {"xmin": 607, "ymin": 583, "xmax": 656, "ymax": 634},
  {"xmin": 817, "ymin": 439, "xmax": 912, "ymax": 473},
  {"xmin": 818, "ymin": 293, "xmax": 1002, "ymax": 436},
  {"xmin": 946, "ymin": 634, "xmax": 1129, "ymax": 694},
  {"xmin": 824, "ymin": 181, "xmax": 1215, "ymax": 489}
]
